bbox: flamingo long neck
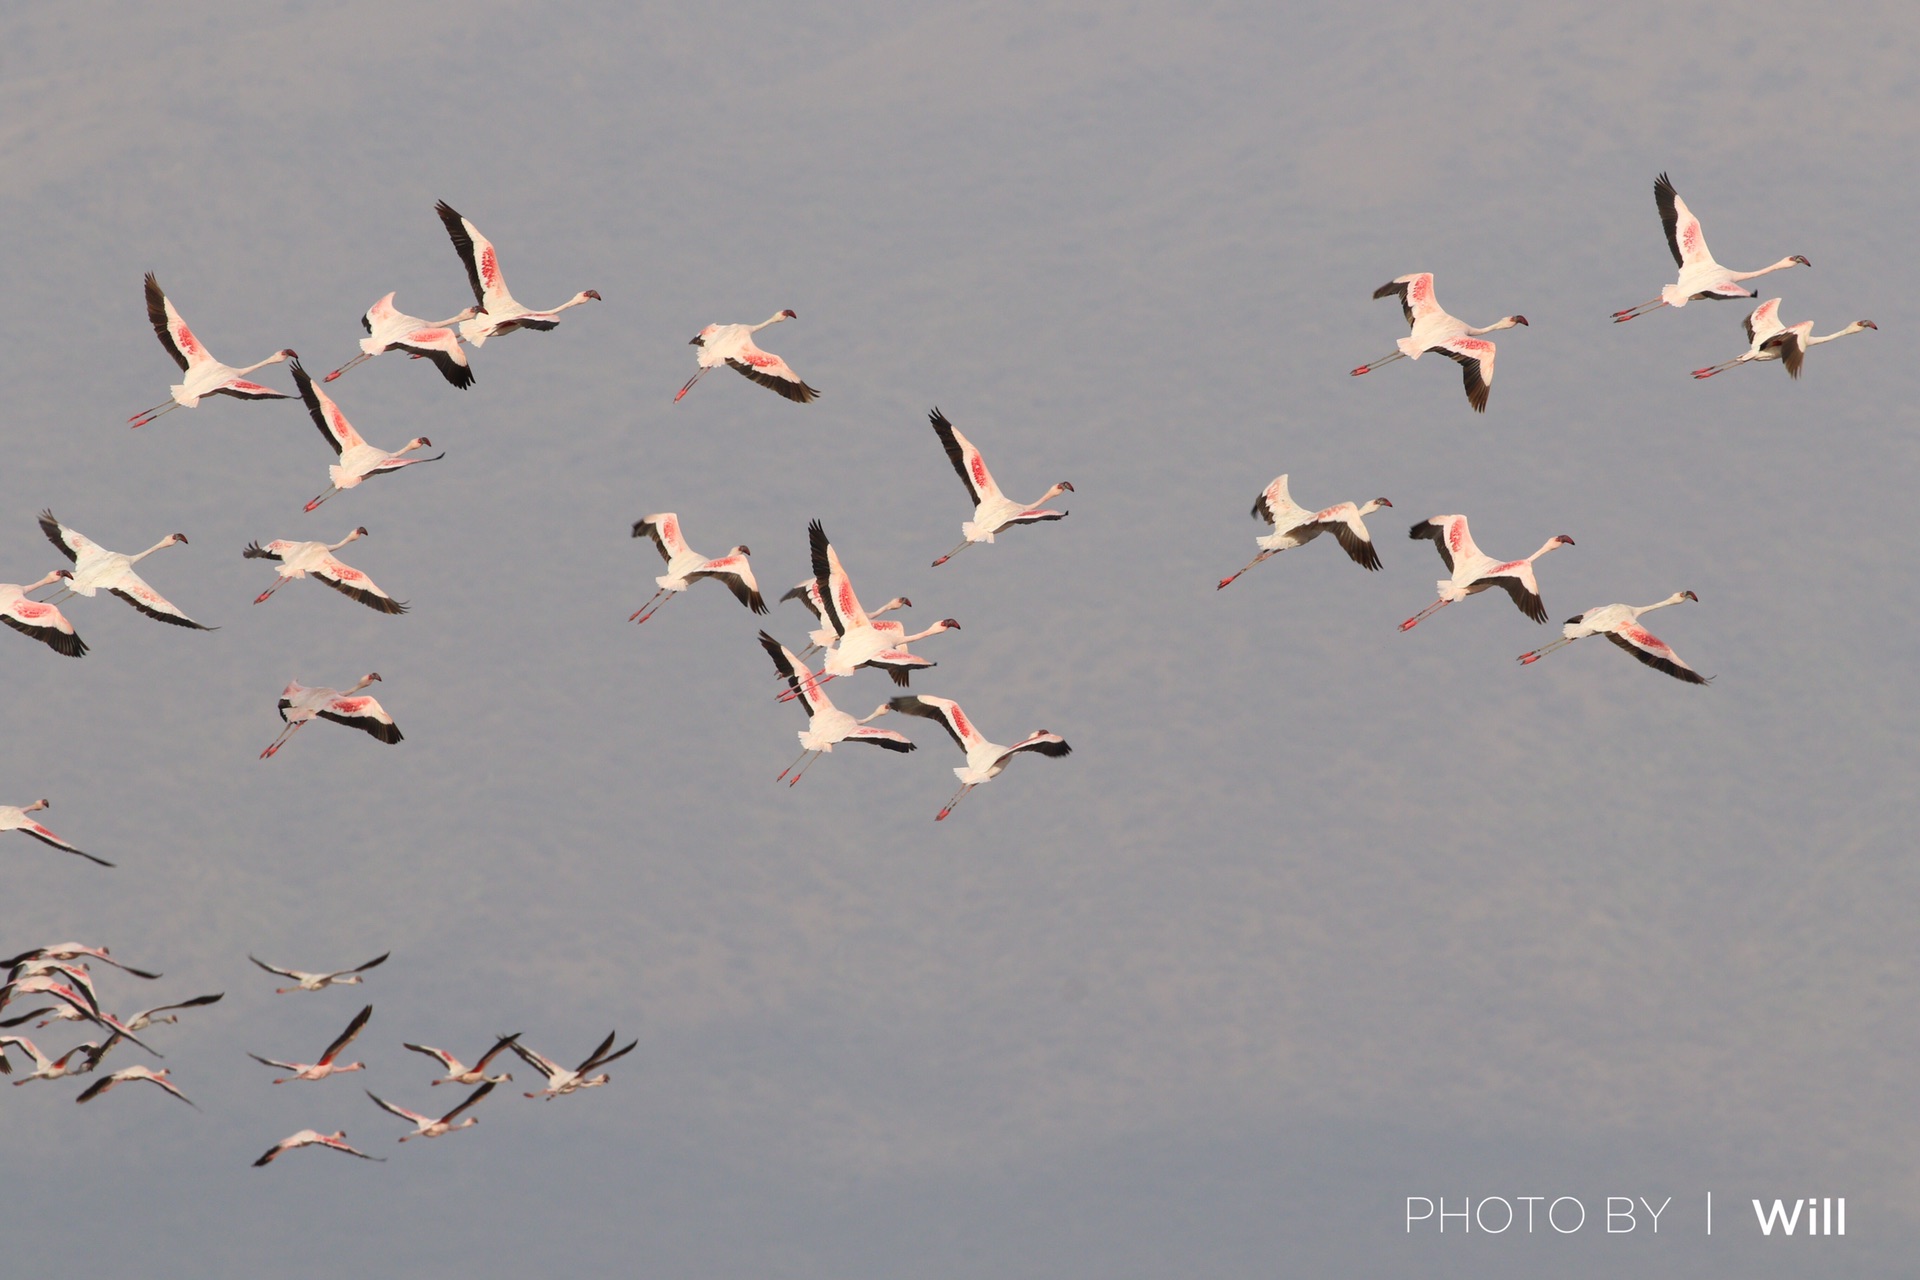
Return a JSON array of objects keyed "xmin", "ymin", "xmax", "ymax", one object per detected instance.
[
  {"xmin": 25, "ymin": 571, "xmax": 65, "ymax": 591},
  {"xmin": 329, "ymin": 533, "xmax": 361, "ymax": 551},
  {"xmin": 857, "ymin": 706, "xmax": 891, "ymax": 725},
  {"xmin": 129, "ymin": 538, "xmax": 177, "ymax": 563},
  {"xmin": 1467, "ymin": 316, "xmax": 1522, "ymax": 336},
  {"xmin": 549, "ymin": 293, "xmax": 595, "ymax": 314},
  {"xmin": 752, "ymin": 312, "xmax": 789, "ymax": 332},
  {"xmin": 234, "ymin": 351, "xmax": 288, "ymax": 377},
  {"xmin": 1807, "ymin": 322, "xmax": 1871, "ymax": 346},
  {"xmin": 1729, "ymin": 257, "xmax": 1804, "ymax": 283},
  {"xmin": 1633, "ymin": 592, "xmax": 1692, "ymax": 617},
  {"xmin": 901, "ymin": 622, "xmax": 950, "ymax": 643},
  {"xmin": 1526, "ymin": 538, "xmax": 1566, "ymax": 563}
]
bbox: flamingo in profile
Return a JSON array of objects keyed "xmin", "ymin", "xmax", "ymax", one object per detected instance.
[
  {"xmin": 0, "ymin": 800, "xmax": 110, "ymax": 866},
  {"xmin": 261, "ymin": 674, "xmax": 401, "ymax": 758},
  {"xmin": 1614, "ymin": 173, "xmax": 1809, "ymax": 321},
  {"xmin": 1, "ymin": 1035, "xmax": 112, "ymax": 1083},
  {"xmin": 254, "ymin": 1129, "xmax": 385, "ymax": 1166},
  {"xmin": 924, "ymin": 409, "xmax": 1073, "ymax": 566},
  {"xmin": 37, "ymin": 513, "xmax": 212, "ymax": 630},
  {"xmin": 1692, "ymin": 298, "xmax": 1876, "ymax": 379},
  {"xmin": 436, "ymin": 201, "xmax": 599, "ymax": 345},
  {"xmin": 325, "ymin": 293, "xmax": 483, "ymax": 388},
  {"xmin": 245, "ymin": 528, "xmax": 406, "ymax": 613},
  {"xmin": 1, "ymin": 944, "xmax": 158, "ymax": 979},
  {"xmin": 1402, "ymin": 515, "xmax": 1574, "ymax": 630},
  {"xmin": 2, "ymin": 571, "xmax": 85, "ymax": 657},
  {"xmin": 510, "ymin": 1030, "xmax": 637, "ymax": 1099},
  {"xmin": 1519, "ymin": 591, "xmax": 1710, "ymax": 684},
  {"xmin": 1218, "ymin": 474, "xmax": 1391, "ymax": 588},
  {"xmin": 1351, "ymin": 273, "xmax": 1527, "ymax": 412},
  {"xmin": 121, "ymin": 992, "xmax": 223, "ymax": 1032},
  {"xmin": 629, "ymin": 513, "xmax": 767, "ymax": 624},
  {"xmin": 758, "ymin": 632, "xmax": 914, "ymax": 785},
  {"xmin": 75, "ymin": 1065, "xmax": 195, "ymax": 1107},
  {"xmin": 886, "ymin": 695, "xmax": 1071, "ymax": 821},
  {"xmin": 676, "ymin": 310, "xmax": 817, "ymax": 403},
  {"xmin": 248, "ymin": 1005, "xmax": 372, "ymax": 1083},
  {"xmin": 403, "ymin": 1033, "xmax": 521, "ymax": 1087},
  {"xmin": 368, "ymin": 1081, "xmax": 495, "ymax": 1139},
  {"xmin": 289, "ymin": 358, "xmax": 443, "ymax": 512},
  {"xmin": 250, "ymin": 952, "xmax": 389, "ymax": 993},
  {"xmin": 129, "ymin": 274, "xmax": 293, "ymax": 426}
]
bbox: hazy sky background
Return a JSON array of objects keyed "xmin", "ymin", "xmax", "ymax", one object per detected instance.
[{"xmin": 3, "ymin": 4, "xmax": 1916, "ymax": 1276}]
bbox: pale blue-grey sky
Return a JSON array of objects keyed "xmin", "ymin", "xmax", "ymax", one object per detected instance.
[{"xmin": 2, "ymin": 5, "xmax": 1915, "ymax": 1276}]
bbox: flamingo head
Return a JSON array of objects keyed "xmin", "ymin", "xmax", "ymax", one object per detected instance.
[
  {"xmin": 1055, "ymin": 481, "xmax": 1076, "ymax": 494},
  {"xmin": 1364, "ymin": 497, "xmax": 1393, "ymax": 513},
  {"xmin": 457, "ymin": 306, "xmax": 484, "ymax": 321},
  {"xmin": 168, "ymin": 533, "xmax": 189, "ymax": 547},
  {"xmin": 358, "ymin": 672, "xmax": 383, "ymax": 687},
  {"xmin": 1858, "ymin": 320, "xmax": 1878, "ymax": 331},
  {"xmin": 54, "ymin": 569, "xmax": 73, "ymax": 581},
  {"xmin": 780, "ymin": 309, "xmax": 797, "ymax": 319},
  {"xmin": 352, "ymin": 526, "xmax": 370, "ymax": 539},
  {"xmin": 731, "ymin": 545, "xmax": 752, "ymax": 558},
  {"xmin": 407, "ymin": 437, "xmax": 433, "ymax": 451},
  {"xmin": 1681, "ymin": 590, "xmax": 1699, "ymax": 603},
  {"xmin": 28, "ymin": 798, "xmax": 49, "ymax": 811},
  {"xmin": 585, "ymin": 290, "xmax": 602, "ymax": 301},
  {"xmin": 1509, "ymin": 315, "xmax": 1529, "ymax": 327},
  {"xmin": 892, "ymin": 597, "xmax": 913, "ymax": 610},
  {"xmin": 936, "ymin": 618, "xmax": 961, "ymax": 631},
  {"xmin": 1551, "ymin": 534, "xmax": 1575, "ymax": 548},
  {"xmin": 1790, "ymin": 255, "xmax": 1811, "ymax": 268},
  {"xmin": 274, "ymin": 349, "xmax": 296, "ymax": 361}
]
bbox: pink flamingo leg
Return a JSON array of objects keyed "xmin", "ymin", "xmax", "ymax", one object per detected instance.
[{"xmin": 1399, "ymin": 598, "xmax": 1450, "ymax": 632}]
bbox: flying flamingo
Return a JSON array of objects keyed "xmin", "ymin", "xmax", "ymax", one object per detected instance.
[
  {"xmin": 1402, "ymin": 515, "xmax": 1574, "ymax": 630},
  {"xmin": 0, "ymin": 800, "xmax": 111, "ymax": 867},
  {"xmin": 1, "ymin": 943, "xmax": 160, "ymax": 979},
  {"xmin": 289, "ymin": 358, "xmax": 443, "ymax": 512},
  {"xmin": 1519, "ymin": 591, "xmax": 1710, "ymax": 683},
  {"xmin": 368, "ymin": 1081, "xmax": 495, "ymax": 1139},
  {"xmin": 757, "ymin": 631, "xmax": 915, "ymax": 785},
  {"xmin": 121, "ymin": 992, "xmax": 223, "ymax": 1032},
  {"xmin": 925, "ymin": 409, "xmax": 1072, "ymax": 566},
  {"xmin": 248, "ymin": 1005, "xmax": 373, "ymax": 1083},
  {"xmin": 261, "ymin": 673, "xmax": 401, "ymax": 758},
  {"xmin": 781, "ymin": 578, "xmax": 908, "ymax": 656},
  {"xmin": 250, "ymin": 952, "xmax": 389, "ymax": 993},
  {"xmin": 675, "ymin": 310, "xmax": 817, "ymax": 403},
  {"xmin": 325, "ymin": 293, "xmax": 483, "ymax": 388},
  {"xmin": 1, "ymin": 1036, "xmax": 111, "ymax": 1083},
  {"xmin": 510, "ymin": 1030, "xmax": 637, "ymax": 1099},
  {"xmin": 629, "ymin": 513, "xmax": 767, "ymax": 623},
  {"xmin": 1614, "ymin": 173, "xmax": 1810, "ymax": 321},
  {"xmin": 2, "ymin": 571, "xmax": 85, "ymax": 656},
  {"xmin": 1218, "ymin": 474, "xmax": 1392, "ymax": 588},
  {"xmin": 0, "ymin": 981, "xmax": 164, "ymax": 1055},
  {"xmin": 1351, "ymin": 273, "xmax": 1527, "ymax": 412},
  {"xmin": 245, "ymin": 528, "xmax": 406, "ymax": 613},
  {"xmin": 885, "ymin": 695, "xmax": 1071, "ymax": 821},
  {"xmin": 1692, "ymin": 298, "xmax": 1876, "ymax": 379},
  {"xmin": 254, "ymin": 1129, "xmax": 385, "ymax": 1166},
  {"xmin": 75, "ymin": 1065, "xmax": 196, "ymax": 1107},
  {"xmin": 435, "ymin": 201, "xmax": 599, "ymax": 345},
  {"xmin": 802, "ymin": 520, "xmax": 957, "ymax": 692},
  {"xmin": 37, "ymin": 512, "xmax": 213, "ymax": 630},
  {"xmin": 129, "ymin": 274, "xmax": 293, "ymax": 426},
  {"xmin": 403, "ymin": 1033, "xmax": 522, "ymax": 1086}
]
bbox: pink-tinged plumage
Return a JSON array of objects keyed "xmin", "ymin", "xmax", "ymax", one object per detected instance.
[
  {"xmin": 2, "ymin": 571, "xmax": 85, "ymax": 657},
  {"xmin": 129, "ymin": 274, "xmax": 293, "ymax": 426},
  {"xmin": 629, "ymin": 513, "xmax": 767, "ymax": 624},
  {"xmin": 1401, "ymin": 515, "xmax": 1574, "ymax": 630},
  {"xmin": 795, "ymin": 521, "xmax": 957, "ymax": 695},
  {"xmin": 435, "ymin": 201, "xmax": 599, "ymax": 345},
  {"xmin": 75, "ymin": 1065, "xmax": 196, "ymax": 1107},
  {"xmin": 245, "ymin": 527, "xmax": 405, "ymax": 614},
  {"xmin": 261, "ymin": 673, "xmax": 400, "ymax": 758},
  {"xmin": 326, "ymin": 292, "xmax": 483, "ymax": 388},
  {"xmin": 289, "ymin": 359, "xmax": 444, "ymax": 512},
  {"xmin": 510, "ymin": 1030, "xmax": 636, "ymax": 1100},
  {"xmin": 758, "ymin": 631, "xmax": 915, "ymax": 785},
  {"xmin": 1519, "ymin": 591, "xmax": 1710, "ymax": 683},
  {"xmin": 1692, "ymin": 297, "xmax": 1875, "ymax": 379},
  {"xmin": 1218, "ymin": 473, "xmax": 1391, "ymax": 588},
  {"xmin": 676, "ymin": 310, "xmax": 817, "ymax": 403},
  {"xmin": 1351, "ymin": 273, "xmax": 1527, "ymax": 412},
  {"xmin": 37, "ymin": 512, "xmax": 213, "ymax": 630},
  {"xmin": 247, "ymin": 1004, "xmax": 373, "ymax": 1083},
  {"xmin": 249, "ymin": 952, "xmax": 389, "ymax": 994},
  {"xmin": 0, "ymin": 798, "xmax": 110, "ymax": 866},
  {"xmin": 254, "ymin": 1129, "xmax": 384, "ymax": 1167},
  {"xmin": 885, "ymin": 695, "xmax": 1070, "ymax": 821},
  {"xmin": 926, "ymin": 409, "xmax": 1072, "ymax": 566},
  {"xmin": 1614, "ymin": 173, "xmax": 1810, "ymax": 322}
]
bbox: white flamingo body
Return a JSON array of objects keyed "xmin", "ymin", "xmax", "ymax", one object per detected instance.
[
  {"xmin": 676, "ymin": 310, "xmax": 817, "ymax": 403},
  {"xmin": 250, "ymin": 952, "xmax": 389, "ymax": 993},
  {"xmin": 925, "ymin": 409, "xmax": 1072, "ymax": 566},
  {"xmin": 1, "ymin": 1035, "xmax": 108, "ymax": 1083},
  {"xmin": 121, "ymin": 992, "xmax": 222, "ymax": 1032},
  {"xmin": 1520, "ymin": 591, "xmax": 1709, "ymax": 683},
  {"xmin": 1614, "ymin": 173, "xmax": 1809, "ymax": 321},
  {"xmin": 1218, "ymin": 474, "xmax": 1392, "ymax": 588},
  {"xmin": 255, "ymin": 1129, "xmax": 384, "ymax": 1166},
  {"xmin": 130, "ymin": 274, "xmax": 293, "ymax": 425},
  {"xmin": 510, "ymin": 1031, "xmax": 636, "ymax": 1099},
  {"xmin": 368, "ymin": 1081, "xmax": 494, "ymax": 1139},
  {"xmin": 290, "ymin": 359, "xmax": 442, "ymax": 512},
  {"xmin": 38, "ymin": 512, "xmax": 211, "ymax": 630},
  {"xmin": 886, "ymin": 695, "xmax": 1071, "ymax": 821},
  {"xmin": 758, "ymin": 631, "xmax": 914, "ymax": 785},
  {"xmin": 629, "ymin": 513, "xmax": 767, "ymax": 623},
  {"xmin": 248, "ymin": 1004, "xmax": 372, "ymax": 1083},
  {"xmin": 1352, "ymin": 273, "xmax": 1527, "ymax": 412},
  {"xmin": 403, "ymin": 1033, "xmax": 521, "ymax": 1086},
  {"xmin": 75, "ymin": 1065, "xmax": 195, "ymax": 1107},
  {"xmin": 436, "ymin": 201, "xmax": 599, "ymax": 345},
  {"xmin": 1401, "ymin": 515, "xmax": 1574, "ymax": 630},
  {"xmin": 1692, "ymin": 298, "xmax": 1876, "ymax": 379},
  {"xmin": 804, "ymin": 520, "xmax": 957, "ymax": 689},
  {"xmin": 326, "ymin": 293, "xmax": 481, "ymax": 389},
  {"xmin": 782, "ymin": 579, "xmax": 908, "ymax": 654},
  {"xmin": 0, "ymin": 799, "xmax": 110, "ymax": 866},
  {"xmin": 2, "ymin": 571, "xmax": 85, "ymax": 657},
  {"xmin": 261, "ymin": 674, "xmax": 401, "ymax": 758},
  {"xmin": 245, "ymin": 527, "xmax": 405, "ymax": 614},
  {"xmin": 1, "ymin": 944, "xmax": 159, "ymax": 979}
]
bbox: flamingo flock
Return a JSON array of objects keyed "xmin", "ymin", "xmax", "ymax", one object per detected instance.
[{"xmin": 12, "ymin": 167, "xmax": 1873, "ymax": 1170}]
